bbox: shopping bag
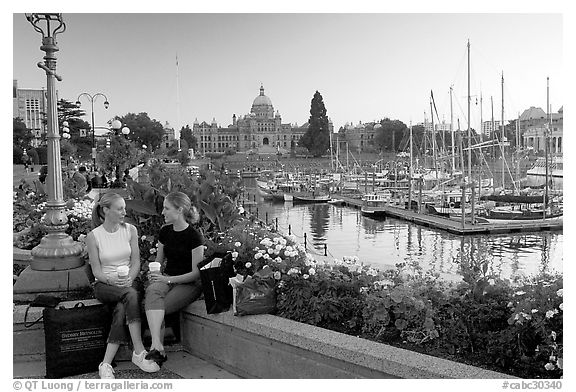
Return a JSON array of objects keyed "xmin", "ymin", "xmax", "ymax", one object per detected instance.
[
  {"xmin": 198, "ymin": 252, "xmax": 236, "ymax": 314},
  {"xmin": 234, "ymin": 268, "xmax": 277, "ymax": 316},
  {"xmin": 43, "ymin": 302, "xmax": 112, "ymax": 378}
]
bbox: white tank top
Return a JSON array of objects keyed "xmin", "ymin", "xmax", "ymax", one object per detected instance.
[{"xmin": 92, "ymin": 223, "xmax": 133, "ymax": 280}]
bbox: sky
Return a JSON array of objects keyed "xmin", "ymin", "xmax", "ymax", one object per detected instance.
[{"xmin": 10, "ymin": 3, "xmax": 567, "ymax": 139}]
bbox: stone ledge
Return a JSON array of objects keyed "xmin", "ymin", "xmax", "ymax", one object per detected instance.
[
  {"xmin": 181, "ymin": 301, "xmax": 513, "ymax": 379},
  {"xmin": 13, "ymin": 247, "xmax": 32, "ymax": 263}
]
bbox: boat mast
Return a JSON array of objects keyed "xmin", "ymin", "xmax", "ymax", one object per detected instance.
[
  {"xmin": 544, "ymin": 77, "xmax": 550, "ymax": 218},
  {"xmin": 430, "ymin": 94, "xmax": 438, "ymax": 182},
  {"xmin": 501, "ymin": 72, "xmax": 505, "ymax": 190},
  {"xmin": 467, "ymin": 40, "xmax": 475, "ymax": 222},
  {"xmin": 450, "ymin": 86, "xmax": 455, "ymax": 173},
  {"xmin": 467, "ymin": 40, "xmax": 472, "ymax": 186}
]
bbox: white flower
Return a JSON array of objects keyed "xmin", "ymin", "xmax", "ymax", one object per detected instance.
[
  {"xmin": 254, "ymin": 253, "xmax": 262, "ymax": 260},
  {"xmin": 245, "ymin": 262, "xmax": 252, "ymax": 268},
  {"xmin": 308, "ymin": 268, "xmax": 316, "ymax": 275},
  {"xmin": 267, "ymin": 248, "xmax": 274, "ymax": 254},
  {"xmin": 544, "ymin": 363, "xmax": 555, "ymax": 371},
  {"xmin": 531, "ymin": 309, "xmax": 539, "ymax": 313},
  {"xmin": 149, "ymin": 248, "xmax": 156, "ymax": 254},
  {"xmin": 545, "ymin": 309, "xmax": 558, "ymax": 319},
  {"xmin": 550, "ymin": 331, "xmax": 557, "ymax": 341},
  {"xmin": 559, "ymin": 303, "xmax": 563, "ymax": 311},
  {"xmin": 77, "ymin": 234, "xmax": 87, "ymax": 242},
  {"xmin": 231, "ymin": 251, "xmax": 239, "ymax": 259},
  {"xmin": 273, "ymin": 271, "xmax": 281, "ymax": 280},
  {"xmin": 286, "ymin": 246, "xmax": 293, "ymax": 252},
  {"xmin": 303, "ymin": 274, "xmax": 309, "ymax": 279},
  {"xmin": 488, "ymin": 279, "xmax": 495, "ymax": 285},
  {"xmin": 287, "ymin": 268, "xmax": 300, "ymax": 275},
  {"xmin": 556, "ymin": 289, "xmax": 563, "ymax": 297},
  {"xmin": 234, "ymin": 242, "xmax": 241, "ymax": 248},
  {"xmin": 366, "ymin": 268, "xmax": 378, "ymax": 277},
  {"xmin": 275, "ymin": 244, "xmax": 283, "ymax": 251},
  {"xmin": 274, "ymin": 257, "xmax": 282, "ymax": 263},
  {"xmin": 514, "ymin": 291, "xmax": 526, "ymax": 296},
  {"xmin": 263, "ymin": 254, "xmax": 270, "ymax": 260},
  {"xmin": 360, "ymin": 287, "xmax": 369, "ymax": 294},
  {"xmin": 238, "ymin": 207, "xmax": 245, "ymax": 214}
]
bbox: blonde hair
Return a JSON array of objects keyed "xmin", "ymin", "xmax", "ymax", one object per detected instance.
[
  {"xmin": 91, "ymin": 192, "xmax": 125, "ymax": 228},
  {"xmin": 165, "ymin": 191, "xmax": 199, "ymax": 224}
]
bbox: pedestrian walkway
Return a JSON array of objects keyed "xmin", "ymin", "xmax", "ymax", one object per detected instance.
[{"xmin": 13, "ymin": 347, "xmax": 240, "ymax": 379}]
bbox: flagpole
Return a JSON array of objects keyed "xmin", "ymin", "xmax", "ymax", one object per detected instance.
[{"xmin": 176, "ymin": 53, "xmax": 181, "ymax": 149}]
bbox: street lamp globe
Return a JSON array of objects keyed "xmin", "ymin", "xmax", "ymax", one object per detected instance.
[
  {"xmin": 121, "ymin": 126, "xmax": 130, "ymax": 136},
  {"xmin": 111, "ymin": 119, "xmax": 122, "ymax": 131}
]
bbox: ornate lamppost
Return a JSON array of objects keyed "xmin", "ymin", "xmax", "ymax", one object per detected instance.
[
  {"xmin": 106, "ymin": 119, "xmax": 131, "ymax": 187},
  {"xmin": 76, "ymin": 92, "xmax": 109, "ymax": 172},
  {"xmin": 14, "ymin": 13, "xmax": 90, "ymax": 300}
]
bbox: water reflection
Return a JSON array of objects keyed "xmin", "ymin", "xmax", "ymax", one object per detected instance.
[{"xmin": 245, "ymin": 189, "xmax": 562, "ymax": 282}]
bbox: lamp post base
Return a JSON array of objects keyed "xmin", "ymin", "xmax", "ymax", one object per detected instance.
[
  {"xmin": 30, "ymin": 233, "xmax": 85, "ymax": 270},
  {"xmin": 13, "ymin": 264, "xmax": 93, "ymax": 302}
]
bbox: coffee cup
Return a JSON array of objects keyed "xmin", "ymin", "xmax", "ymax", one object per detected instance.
[
  {"xmin": 117, "ymin": 265, "xmax": 129, "ymax": 279},
  {"xmin": 149, "ymin": 262, "xmax": 161, "ymax": 273}
]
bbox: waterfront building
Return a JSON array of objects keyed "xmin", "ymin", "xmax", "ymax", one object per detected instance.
[
  {"xmin": 13, "ymin": 79, "xmax": 52, "ymax": 148},
  {"xmin": 481, "ymin": 120, "xmax": 501, "ymax": 139},
  {"xmin": 192, "ymin": 85, "xmax": 333, "ymax": 155},
  {"xmin": 523, "ymin": 106, "xmax": 563, "ymax": 155},
  {"xmin": 161, "ymin": 121, "xmax": 176, "ymax": 149},
  {"xmin": 336, "ymin": 121, "xmax": 376, "ymax": 153}
]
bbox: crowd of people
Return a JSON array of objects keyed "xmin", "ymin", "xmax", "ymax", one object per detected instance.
[{"xmin": 87, "ymin": 191, "xmax": 204, "ymax": 379}]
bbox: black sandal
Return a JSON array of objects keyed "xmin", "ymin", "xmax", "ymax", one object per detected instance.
[{"xmin": 146, "ymin": 349, "xmax": 168, "ymax": 366}]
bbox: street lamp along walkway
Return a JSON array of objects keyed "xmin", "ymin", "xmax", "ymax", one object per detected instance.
[
  {"xmin": 14, "ymin": 13, "xmax": 92, "ymax": 301},
  {"xmin": 76, "ymin": 92, "xmax": 109, "ymax": 172}
]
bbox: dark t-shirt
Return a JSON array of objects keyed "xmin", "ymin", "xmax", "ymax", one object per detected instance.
[{"xmin": 158, "ymin": 224, "xmax": 204, "ymax": 276}]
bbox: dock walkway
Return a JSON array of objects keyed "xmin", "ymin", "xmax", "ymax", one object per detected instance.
[{"xmin": 333, "ymin": 194, "xmax": 563, "ymax": 235}]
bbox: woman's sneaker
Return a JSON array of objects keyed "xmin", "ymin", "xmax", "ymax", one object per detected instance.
[
  {"xmin": 98, "ymin": 362, "xmax": 115, "ymax": 379},
  {"xmin": 132, "ymin": 350, "xmax": 160, "ymax": 372}
]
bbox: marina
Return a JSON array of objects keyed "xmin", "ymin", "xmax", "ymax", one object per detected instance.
[{"xmin": 332, "ymin": 194, "xmax": 563, "ymax": 235}]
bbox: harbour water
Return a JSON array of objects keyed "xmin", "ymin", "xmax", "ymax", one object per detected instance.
[{"xmin": 243, "ymin": 188, "xmax": 563, "ymax": 284}]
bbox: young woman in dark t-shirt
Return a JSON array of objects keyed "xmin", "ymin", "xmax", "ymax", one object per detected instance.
[{"xmin": 144, "ymin": 191, "xmax": 204, "ymax": 365}]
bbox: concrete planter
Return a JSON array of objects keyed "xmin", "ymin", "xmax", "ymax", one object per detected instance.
[{"xmin": 181, "ymin": 301, "xmax": 513, "ymax": 379}]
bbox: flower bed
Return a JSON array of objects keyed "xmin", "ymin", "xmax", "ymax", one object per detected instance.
[{"xmin": 205, "ymin": 219, "xmax": 563, "ymax": 379}]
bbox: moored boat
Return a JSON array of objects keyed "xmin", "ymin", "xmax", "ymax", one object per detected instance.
[{"xmin": 360, "ymin": 192, "xmax": 391, "ymax": 219}]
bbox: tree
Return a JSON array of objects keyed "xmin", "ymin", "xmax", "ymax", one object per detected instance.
[
  {"xmin": 13, "ymin": 117, "xmax": 33, "ymax": 150},
  {"xmin": 120, "ymin": 112, "xmax": 165, "ymax": 151},
  {"xmin": 180, "ymin": 125, "xmax": 197, "ymax": 151},
  {"xmin": 97, "ymin": 134, "xmax": 138, "ymax": 186},
  {"xmin": 373, "ymin": 118, "xmax": 408, "ymax": 152},
  {"xmin": 57, "ymin": 99, "xmax": 92, "ymax": 160},
  {"xmin": 299, "ymin": 91, "xmax": 330, "ymax": 157}
]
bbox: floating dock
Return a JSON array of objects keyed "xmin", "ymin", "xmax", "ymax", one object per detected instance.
[{"xmin": 333, "ymin": 195, "xmax": 563, "ymax": 235}]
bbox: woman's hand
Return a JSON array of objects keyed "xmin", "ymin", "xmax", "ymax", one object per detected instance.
[{"xmin": 148, "ymin": 272, "xmax": 170, "ymax": 284}]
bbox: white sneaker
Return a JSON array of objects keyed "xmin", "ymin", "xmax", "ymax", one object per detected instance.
[
  {"xmin": 98, "ymin": 362, "xmax": 115, "ymax": 379},
  {"xmin": 132, "ymin": 350, "xmax": 160, "ymax": 373}
]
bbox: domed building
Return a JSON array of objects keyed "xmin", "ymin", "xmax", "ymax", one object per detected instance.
[{"xmin": 192, "ymin": 84, "xmax": 333, "ymax": 155}]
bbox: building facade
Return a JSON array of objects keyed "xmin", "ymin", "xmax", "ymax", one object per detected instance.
[
  {"xmin": 13, "ymin": 79, "xmax": 51, "ymax": 148},
  {"xmin": 523, "ymin": 106, "xmax": 563, "ymax": 155},
  {"xmin": 192, "ymin": 85, "xmax": 332, "ymax": 155}
]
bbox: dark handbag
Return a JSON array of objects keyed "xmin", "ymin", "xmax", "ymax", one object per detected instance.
[
  {"xmin": 43, "ymin": 302, "xmax": 112, "ymax": 378},
  {"xmin": 235, "ymin": 268, "xmax": 277, "ymax": 316},
  {"xmin": 198, "ymin": 252, "xmax": 236, "ymax": 314},
  {"xmin": 24, "ymin": 295, "xmax": 61, "ymax": 328}
]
